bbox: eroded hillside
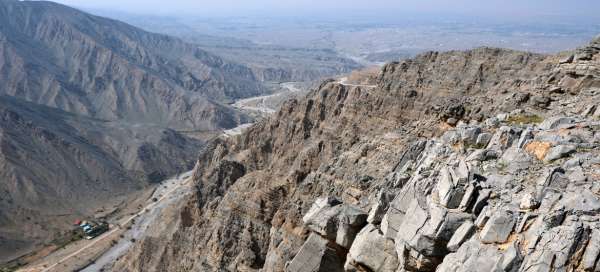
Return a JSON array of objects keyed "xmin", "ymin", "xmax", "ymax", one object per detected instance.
[{"xmin": 0, "ymin": 0, "xmax": 262, "ymax": 131}]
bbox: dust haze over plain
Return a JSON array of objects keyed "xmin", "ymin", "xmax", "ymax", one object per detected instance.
[{"xmin": 52, "ymin": 0, "xmax": 600, "ymax": 20}]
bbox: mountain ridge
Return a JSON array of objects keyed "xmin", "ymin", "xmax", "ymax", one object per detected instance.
[
  {"xmin": 0, "ymin": 0, "xmax": 263, "ymax": 131},
  {"xmin": 109, "ymin": 38, "xmax": 600, "ymax": 271},
  {"xmin": 0, "ymin": 0, "xmax": 268, "ymax": 262}
]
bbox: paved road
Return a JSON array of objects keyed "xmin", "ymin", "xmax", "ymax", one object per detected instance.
[
  {"xmin": 80, "ymin": 171, "xmax": 194, "ymax": 271},
  {"xmin": 18, "ymin": 172, "xmax": 194, "ymax": 272},
  {"xmin": 231, "ymin": 82, "xmax": 303, "ymax": 114},
  {"xmin": 336, "ymin": 77, "xmax": 377, "ymax": 88},
  {"xmin": 226, "ymin": 82, "xmax": 305, "ymax": 137}
]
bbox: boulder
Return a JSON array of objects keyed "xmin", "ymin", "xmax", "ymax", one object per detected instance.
[
  {"xmin": 495, "ymin": 242, "xmax": 521, "ymax": 271},
  {"xmin": 485, "ymin": 117, "xmax": 500, "ymax": 127},
  {"xmin": 459, "ymin": 127, "xmax": 482, "ymax": 146},
  {"xmin": 479, "ymin": 209, "xmax": 516, "ymax": 244},
  {"xmin": 458, "ymin": 184, "xmax": 476, "ymax": 211},
  {"xmin": 344, "ymin": 224, "xmax": 398, "ymax": 272},
  {"xmin": 367, "ymin": 191, "xmax": 394, "ymax": 224},
  {"xmin": 472, "ymin": 189, "xmax": 491, "ymax": 215},
  {"xmin": 519, "ymin": 193, "xmax": 540, "ymax": 210},
  {"xmin": 475, "ymin": 205, "xmax": 491, "ymax": 228},
  {"xmin": 286, "ymin": 233, "xmax": 345, "ymax": 272},
  {"xmin": 538, "ymin": 117, "xmax": 579, "ymax": 130},
  {"xmin": 394, "ymin": 200, "xmax": 430, "ymax": 252},
  {"xmin": 447, "ymin": 221, "xmax": 475, "ymax": 252},
  {"xmin": 582, "ymin": 229, "xmax": 600, "ymax": 271},
  {"xmin": 303, "ymin": 197, "xmax": 342, "ymax": 223},
  {"xmin": 303, "ymin": 197, "xmax": 367, "ymax": 248},
  {"xmin": 559, "ymin": 54, "xmax": 574, "ymax": 64},
  {"xmin": 487, "ymin": 126, "xmax": 519, "ymax": 151},
  {"xmin": 563, "ymin": 157, "xmax": 582, "ymax": 169},
  {"xmin": 437, "ymin": 166, "xmax": 468, "ymax": 209},
  {"xmin": 436, "ymin": 240, "xmax": 504, "ymax": 272},
  {"xmin": 560, "ymin": 190, "xmax": 600, "ymax": 213},
  {"xmin": 543, "ymin": 145, "xmax": 576, "ymax": 162},
  {"xmin": 475, "ymin": 132, "xmax": 493, "ymax": 148},
  {"xmin": 500, "ymin": 147, "xmax": 533, "ymax": 173},
  {"xmin": 435, "ymin": 211, "xmax": 473, "ymax": 241},
  {"xmin": 517, "ymin": 128, "xmax": 534, "ymax": 149}
]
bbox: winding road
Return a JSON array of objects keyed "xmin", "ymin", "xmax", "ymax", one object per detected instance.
[
  {"xmin": 19, "ymin": 172, "xmax": 194, "ymax": 272},
  {"xmin": 16, "ymin": 78, "xmax": 371, "ymax": 272},
  {"xmin": 231, "ymin": 82, "xmax": 304, "ymax": 115},
  {"xmin": 336, "ymin": 77, "xmax": 378, "ymax": 88}
]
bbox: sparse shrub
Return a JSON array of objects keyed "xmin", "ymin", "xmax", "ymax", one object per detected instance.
[{"xmin": 507, "ymin": 114, "xmax": 543, "ymax": 125}]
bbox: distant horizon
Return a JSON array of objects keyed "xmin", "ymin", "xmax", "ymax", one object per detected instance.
[{"xmin": 48, "ymin": 0, "xmax": 600, "ymax": 23}]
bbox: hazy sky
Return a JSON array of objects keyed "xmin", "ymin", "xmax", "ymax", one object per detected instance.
[{"xmin": 52, "ymin": 0, "xmax": 600, "ymax": 19}]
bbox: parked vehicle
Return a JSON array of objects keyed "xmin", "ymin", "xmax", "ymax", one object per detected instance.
[{"xmin": 76, "ymin": 220, "xmax": 109, "ymax": 239}]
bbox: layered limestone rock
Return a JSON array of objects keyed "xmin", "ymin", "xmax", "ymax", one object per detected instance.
[{"xmin": 112, "ymin": 37, "xmax": 600, "ymax": 271}]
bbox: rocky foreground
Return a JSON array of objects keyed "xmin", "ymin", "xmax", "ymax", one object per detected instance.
[{"xmin": 113, "ymin": 36, "xmax": 600, "ymax": 271}]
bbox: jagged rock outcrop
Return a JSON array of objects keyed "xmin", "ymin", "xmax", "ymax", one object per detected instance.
[{"xmin": 113, "ymin": 36, "xmax": 600, "ymax": 271}]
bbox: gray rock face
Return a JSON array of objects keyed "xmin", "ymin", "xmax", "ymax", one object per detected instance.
[
  {"xmin": 582, "ymin": 229, "xmax": 600, "ymax": 271},
  {"xmin": 520, "ymin": 222, "xmax": 585, "ymax": 272},
  {"xmin": 519, "ymin": 193, "xmax": 540, "ymax": 210},
  {"xmin": 500, "ymin": 147, "xmax": 533, "ymax": 173},
  {"xmin": 539, "ymin": 117, "xmax": 579, "ymax": 130},
  {"xmin": 367, "ymin": 191, "xmax": 395, "ymax": 224},
  {"xmin": 394, "ymin": 200, "xmax": 431, "ymax": 252},
  {"xmin": 344, "ymin": 224, "xmax": 398, "ymax": 272},
  {"xmin": 479, "ymin": 209, "xmax": 516, "ymax": 244},
  {"xmin": 303, "ymin": 197, "xmax": 368, "ymax": 248},
  {"xmin": 517, "ymin": 128, "xmax": 534, "ymax": 148},
  {"xmin": 286, "ymin": 233, "xmax": 344, "ymax": 272},
  {"xmin": 446, "ymin": 221, "xmax": 475, "ymax": 252},
  {"xmin": 437, "ymin": 240, "xmax": 506, "ymax": 272},
  {"xmin": 476, "ymin": 133, "xmax": 493, "ymax": 147},
  {"xmin": 544, "ymin": 145, "xmax": 577, "ymax": 162},
  {"xmin": 459, "ymin": 127, "xmax": 482, "ymax": 146},
  {"xmin": 436, "ymin": 165, "xmax": 469, "ymax": 209},
  {"xmin": 487, "ymin": 126, "xmax": 519, "ymax": 151}
]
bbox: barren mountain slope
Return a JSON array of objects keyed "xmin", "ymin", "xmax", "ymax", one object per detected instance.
[
  {"xmin": 0, "ymin": 0, "xmax": 261, "ymax": 131},
  {"xmin": 0, "ymin": 95, "xmax": 205, "ymax": 262},
  {"xmin": 113, "ymin": 36, "xmax": 600, "ymax": 271}
]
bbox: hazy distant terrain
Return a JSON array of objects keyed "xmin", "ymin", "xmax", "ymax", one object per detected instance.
[
  {"xmin": 90, "ymin": 11, "xmax": 600, "ymax": 67},
  {"xmin": 84, "ymin": 12, "xmax": 363, "ymax": 83}
]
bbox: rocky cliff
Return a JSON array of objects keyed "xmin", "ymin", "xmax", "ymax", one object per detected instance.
[
  {"xmin": 113, "ymin": 36, "xmax": 600, "ymax": 271},
  {"xmin": 0, "ymin": 0, "xmax": 263, "ymax": 131}
]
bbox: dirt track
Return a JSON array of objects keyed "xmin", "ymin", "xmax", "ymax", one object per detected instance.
[{"xmin": 16, "ymin": 172, "xmax": 193, "ymax": 272}]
